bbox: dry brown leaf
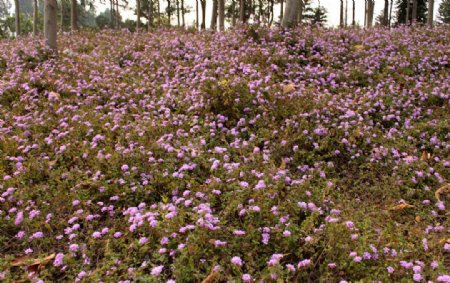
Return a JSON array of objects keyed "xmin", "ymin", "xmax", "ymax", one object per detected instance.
[
  {"xmin": 279, "ymin": 159, "xmax": 286, "ymax": 170},
  {"xmin": 201, "ymin": 270, "xmax": 219, "ymax": 283},
  {"xmin": 283, "ymin": 83, "xmax": 295, "ymax": 94},
  {"xmin": 390, "ymin": 202, "xmax": 414, "ymax": 211},
  {"xmin": 415, "ymin": 215, "xmax": 421, "ymax": 222},
  {"xmin": 11, "ymin": 253, "xmax": 55, "ymax": 267},
  {"xmin": 421, "ymin": 151, "xmax": 431, "ymax": 161},
  {"xmin": 435, "ymin": 183, "xmax": 450, "ymax": 202},
  {"xmin": 354, "ymin": 44, "xmax": 365, "ymax": 50}
]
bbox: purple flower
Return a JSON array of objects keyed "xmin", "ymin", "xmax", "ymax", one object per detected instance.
[
  {"xmin": 151, "ymin": 265, "xmax": 164, "ymax": 276},
  {"xmin": 231, "ymin": 256, "xmax": 243, "ymax": 266},
  {"xmin": 53, "ymin": 253, "xmax": 64, "ymax": 267},
  {"xmin": 242, "ymin": 274, "xmax": 252, "ymax": 282}
]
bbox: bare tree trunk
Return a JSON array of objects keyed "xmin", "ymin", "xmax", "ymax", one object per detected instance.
[
  {"xmin": 110, "ymin": 0, "xmax": 114, "ymax": 28},
  {"xmin": 406, "ymin": 0, "xmax": 410, "ymax": 23},
  {"xmin": 389, "ymin": 0, "xmax": 393, "ymax": 27},
  {"xmin": 33, "ymin": 0, "xmax": 38, "ymax": 35},
  {"xmin": 340, "ymin": 0, "xmax": 344, "ymax": 27},
  {"xmin": 352, "ymin": 0, "xmax": 355, "ymax": 26},
  {"xmin": 157, "ymin": 0, "xmax": 161, "ymax": 26},
  {"xmin": 181, "ymin": 0, "xmax": 185, "ymax": 27},
  {"xmin": 239, "ymin": 0, "xmax": 245, "ymax": 23},
  {"xmin": 298, "ymin": 0, "xmax": 303, "ymax": 24},
  {"xmin": 269, "ymin": 0, "xmax": 274, "ymax": 26},
  {"xmin": 60, "ymin": 0, "xmax": 63, "ymax": 32},
  {"xmin": 366, "ymin": 0, "xmax": 374, "ymax": 27},
  {"xmin": 148, "ymin": 0, "xmax": 153, "ymax": 29},
  {"xmin": 176, "ymin": 0, "xmax": 180, "ymax": 27},
  {"xmin": 45, "ymin": 0, "xmax": 58, "ymax": 52},
  {"xmin": 167, "ymin": 0, "xmax": 171, "ymax": 26},
  {"xmin": 281, "ymin": 0, "xmax": 299, "ymax": 27},
  {"xmin": 280, "ymin": 0, "xmax": 283, "ymax": 23},
  {"xmin": 427, "ymin": 0, "xmax": 434, "ymax": 27},
  {"xmin": 231, "ymin": 0, "xmax": 236, "ymax": 26},
  {"xmin": 219, "ymin": 0, "xmax": 225, "ymax": 30},
  {"xmin": 383, "ymin": 0, "xmax": 388, "ymax": 26},
  {"xmin": 411, "ymin": 0, "xmax": 417, "ymax": 23},
  {"xmin": 115, "ymin": 0, "xmax": 119, "ymax": 28},
  {"xmin": 196, "ymin": 0, "xmax": 199, "ymax": 28},
  {"xmin": 136, "ymin": 0, "xmax": 140, "ymax": 31},
  {"xmin": 71, "ymin": 0, "xmax": 77, "ymax": 31},
  {"xmin": 200, "ymin": 0, "xmax": 206, "ymax": 29},
  {"xmin": 211, "ymin": 0, "xmax": 218, "ymax": 30},
  {"xmin": 14, "ymin": 0, "xmax": 20, "ymax": 36},
  {"xmin": 364, "ymin": 0, "xmax": 367, "ymax": 27}
]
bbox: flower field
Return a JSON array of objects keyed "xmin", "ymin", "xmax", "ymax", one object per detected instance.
[{"xmin": 0, "ymin": 26, "xmax": 449, "ymax": 282}]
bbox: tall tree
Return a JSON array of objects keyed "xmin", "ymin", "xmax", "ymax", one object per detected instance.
[
  {"xmin": 44, "ymin": 0, "xmax": 57, "ymax": 52},
  {"xmin": 33, "ymin": 0, "xmax": 38, "ymax": 35},
  {"xmin": 366, "ymin": 0, "xmax": 374, "ymax": 27},
  {"xmin": 136, "ymin": 0, "xmax": 140, "ymax": 30},
  {"xmin": 200, "ymin": 0, "xmax": 206, "ymax": 29},
  {"xmin": 71, "ymin": 0, "xmax": 77, "ymax": 30},
  {"xmin": 427, "ymin": 0, "xmax": 433, "ymax": 26},
  {"xmin": 438, "ymin": 0, "xmax": 450, "ymax": 23},
  {"xmin": 14, "ymin": 0, "xmax": 20, "ymax": 36},
  {"xmin": 389, "ymin": 0, "xmax": 393, "ymax": 26},
  {"xmin": 345, "ymin": 0, "xmax": 348, "ymax": 26},
  {"xmin": 181, "ymin": 0, "xmax": 185, "ymax": 27},
  {"xmin": 396, "ymin": 0, "xmax": 427, "ymax": 24},
  {"xmin": 383, "ymin": 0, "xmax": 389, "ymax": 25},
  {"xmin": 211, "ymin": 0, "xmax": 217, "ymax": 29},
  {"xmin": 239, "ymin": 0, "xmax": 244, "ymax": 23},
  {"xmin": 352, "ymin": 0, "xmax": 355, "ymax": 25},
  {"xmin": 196, "ymin": 0, "xmax": 199, "ymax": 28},
  {"xmin": 219, "ymin": 0, "xmax": 224, "ymax": 30},
  {"xmin": 279, "ymin": 0, "xmax": 283, "ymax": 23},
  {"xmin": 339, "ymin": 0, "xmax": 343, "ymax": 27},
  {"xmin": 281, "ymin": 0, "xmax": 299, "ymax": 27},
  {"xmin": 412, "ymin": 0, "xmax": 418, "ymax": 21}
]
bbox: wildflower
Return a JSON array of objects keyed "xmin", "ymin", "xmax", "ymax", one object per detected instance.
[
  {"xmin": 231, "ymin": 256, "xmax": 243, "ymax": 266},
  {"xmin": 242, "ymin": 274, "xmax": 252, "ymax": 282},
  {"xmin": 54, "ymin": 253, "xmax": 64, "ymax": 267},
  {"xmin": 151, "ymin": 265, "xmax": 164, "ymax": 276}
]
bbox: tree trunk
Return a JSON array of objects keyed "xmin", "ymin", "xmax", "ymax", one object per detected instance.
[
  {"xmin": 231, "ymin": 0, "xmax": 236, "ymax": 26},
  {"xmin": 427, "ymin": 0, "xmax": 434, "ymax": 27},
  {"xmin": 219, "ymin": 0, "xmax": 225, "ymax": 30},
  {"xmin": 157, "ymin": 0, "xmax": 160, "ymax": 26},
  {"xmin": 298, "ymin": 0, "xmax": 303, "ymax": 24},
  {"xmin": 176, "ymin": 0, "xmax": 180, "ymax": 27},
  {"xmin": 211, "ymin": 0, "xmax": 218, "ymax": 30},
  {"xmin": 110, "ymin": 0, "xmax": 114, "ymax": 28},
  {"xmin": 60, "ymin": 0, "xmax": 63, "ymax": 32},
  {"xmin": 136, "ymin": 0, "xmax": 140, "ymax": 31},
  {"xmin": 14, "ymin": 0, "xmax": 20, "ymax": 36},
  {"xmin": 281, "ymin": 0, "xmax": 299, "ymax": 27},
  {"xmin": 71, "ymin": 0, "xmax": 77, "ymax": 31},
  {"xmin": 148, "ymin": 0, "xmax": 153, "ymax": 29},
  {"xmin": 366, "ymin": 0, "xmax": 374, "ymax": 27},
  {"xmin": 33, "ymin": 0, "xmax": 38, "ymax": 35},
  {"xmin": 181, "ymin": 0, "xmax": 185, "ymax": 27},
  {"xmin": 339, "ymin": 0, "xmax": 344, "ymax": 27},
  {"xmin": 200, "ymin": 0, "xmax": 206, "ymax": 29},
  {"xmin": 364, "ymin": 0, "xmax": 367, "ymax": 27},
  {"xmin": 411, "ymin": 0, "xmax": 417, "ymax": 22},
  {"xmin": 406, "ymin": 0, "xmax": 410, "ymax": 23},
  {"xmin": 389, "ymin": 0, "xmax": 393, "ymax": 27},
  {"xmin": 352, "ymin": 0, "xmax": 355, "ymax": 26},
  {"xmin": 239, "ymin": 0, "xmax": 245, "ymax": 23},
  {"xmin": 280, "ymin": 0, "xmax": 283, "ymax": 23},
  {"xmin": 167, "ymin": 0, "xmax": 171, "ymax": 26},
  {"xmin": 115, "ymin": 0, "xmax": 119, "ymax": 27},
  {"xmin": 45, "ymin": 0, "xmax": 58, "ymax": 52},
  {"xmin": 196, "ymin": 0, "xmax": 199, "ymax": 28},
  {"xmin": 383, "ymin": 0, "xmax": 388, "ymax": 26}
]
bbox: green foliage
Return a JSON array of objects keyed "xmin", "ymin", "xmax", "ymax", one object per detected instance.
[{"xmin": 438, "ymin": 0, "xmax": 450, "ymax": 23}]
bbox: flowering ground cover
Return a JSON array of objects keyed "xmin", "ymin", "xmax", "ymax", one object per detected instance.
[{"xmin": 0, "ymin": 26, "xmax": 449, "ymax": 282}]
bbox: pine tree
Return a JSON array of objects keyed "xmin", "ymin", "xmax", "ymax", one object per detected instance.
[
  {"xmin": 438, "ymin": 0, "xmax": 450, "ymax": 23},
  {"xmin": 395, "ymin": 0, "xmax": 427, "ymax": 24}
]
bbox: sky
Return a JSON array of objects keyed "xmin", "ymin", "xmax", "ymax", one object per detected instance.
[{"xmin": 110, "ymin": 0, "xmax": 443, "ymax": 28}]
